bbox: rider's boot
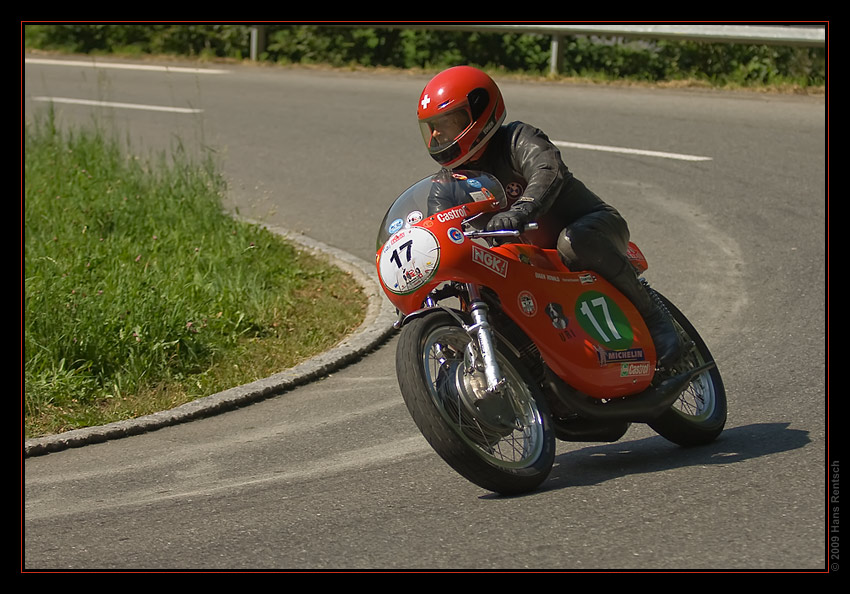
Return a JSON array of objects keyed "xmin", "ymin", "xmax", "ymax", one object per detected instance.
[{"xmin": 607, "ymin": 259, "xmax": 683, "ymax": 368}]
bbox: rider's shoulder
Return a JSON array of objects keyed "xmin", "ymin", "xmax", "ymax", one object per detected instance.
[{"xmin": 503, "ymin": 120, "xmax": 549, "ymax": 141}]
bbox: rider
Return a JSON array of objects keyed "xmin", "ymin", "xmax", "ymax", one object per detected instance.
[{"xmin": 417, "ymin": 65, "xmax": 682, "ymax": 367}]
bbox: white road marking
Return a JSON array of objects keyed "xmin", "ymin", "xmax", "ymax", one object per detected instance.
[
  {"xmin": 553, "ymin": 140, "xmax": 712, "ymax": 162},
  {"xmin": 25, "ymin": 57, "xmax": 228, "ymax": 75},
  {"xmin": 26, "ymin": 58, "xmax": 712, "ymax": 160},
  {"xmin": 31, "ymin": 96, "xmax": 203, "ymax": 114}
]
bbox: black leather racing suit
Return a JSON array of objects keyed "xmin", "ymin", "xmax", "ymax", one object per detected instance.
[
  {"xmin": 431, "ymin": 120, "xmax": 632, "ymax": 278},
  {"xmin": 428, "ymin": 120, "xmax": 683, "ymax": 366}
]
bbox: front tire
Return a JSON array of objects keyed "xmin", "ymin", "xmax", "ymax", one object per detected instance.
[
  {"xmin": 648, "ymin": 292, "xmax": 727, "ymax": 446},
  {"xmin": 396, "ymin": 311, "xmax": 555, "ymax": 495}
]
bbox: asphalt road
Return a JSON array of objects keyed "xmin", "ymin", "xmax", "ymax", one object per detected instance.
[{"xmin": 23, "ymin": 56, "xmax": 828, "ymax": 571}]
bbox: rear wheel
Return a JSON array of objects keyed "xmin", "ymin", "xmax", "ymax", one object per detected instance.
[
  {"xmin": 648, "ymin": 293, "xmax": 727, "ymax": 446},
  {"xmin": 396, "ymin": 311, "xmax": 555, "ymax": 495}
]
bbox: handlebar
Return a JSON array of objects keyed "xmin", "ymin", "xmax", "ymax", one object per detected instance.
[{"xmin": 464, "ymin": 222, "xmax": 538, "ymax": 239}]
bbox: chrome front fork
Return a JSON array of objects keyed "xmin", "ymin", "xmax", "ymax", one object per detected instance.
[{"xmin": 464, "ymin": 284, "xmax": 506, "ymax": 395}]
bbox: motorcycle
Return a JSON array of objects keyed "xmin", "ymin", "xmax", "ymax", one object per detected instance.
[{"xmin": 376, "ymin": 170, "xmax": 726, "ymax": 495}]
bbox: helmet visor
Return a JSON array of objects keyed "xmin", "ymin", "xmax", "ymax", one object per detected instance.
[{"xmin": 419, "ymin": 106, "xmax": 472, "ymax": 154}]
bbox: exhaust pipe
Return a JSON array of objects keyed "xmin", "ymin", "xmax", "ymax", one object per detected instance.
[{"xmin": 544, "ymin": 361, "xmax": 716, "ymax": 423}]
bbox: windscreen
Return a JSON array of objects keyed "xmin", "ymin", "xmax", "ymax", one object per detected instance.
[{"xmin": 376, "ymin": 170, "xmax": 507, "ymax": 250}]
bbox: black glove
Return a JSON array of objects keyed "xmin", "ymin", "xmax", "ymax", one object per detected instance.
[{"xmin": 486, "ymin": 202, "xmax": 534, "ymax": 231}]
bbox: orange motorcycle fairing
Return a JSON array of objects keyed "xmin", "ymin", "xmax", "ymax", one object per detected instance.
[
  {"xmin": 487, "ymin": 242, "xmax": 656, "ymax": 398},
  {"xmin": 377, "ymin": 196, "xmax": 657, "ymax": 400}
]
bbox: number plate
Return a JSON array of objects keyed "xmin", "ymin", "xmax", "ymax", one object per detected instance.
[{"xmin": 378, "ymin": 227, "xmax": 440, "ymax": 295}]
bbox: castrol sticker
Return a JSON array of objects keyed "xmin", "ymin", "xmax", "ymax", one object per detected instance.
[
  {"xmin": 620, "ymin": 362, "xmax": 652, "ymax": 377},
  {"xmin": 471, "ymin": 245, "xmax": 508, "ymax": 278},
  {"xmin": 379, "ymin": 227, "xmax": 440, "ymax": 295},
  {"xmin": 436, "ymin": 207, "xmax": 466, "ymax": 223}
]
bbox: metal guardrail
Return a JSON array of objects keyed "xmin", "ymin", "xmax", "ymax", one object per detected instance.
[
  {"xmin": 249, "ymin": 24, "xmax": 827, "ymax": 74},
  {"xmin": 394, "ymin": 24, "xmax": 826, "ymax": 45}
]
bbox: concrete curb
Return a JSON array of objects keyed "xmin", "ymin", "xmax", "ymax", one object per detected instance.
[{"xmin": 24, "ymin": 224, "xmax": 398, "ymax": 458}]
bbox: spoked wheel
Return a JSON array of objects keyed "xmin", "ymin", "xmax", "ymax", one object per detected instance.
[
  {"xmin": 648, "ymin": 292, "xmax": 727, "ymax": 446},
  {"xmin": 396, "ymin": 311, "xmax": 555, "ymax": 495}
]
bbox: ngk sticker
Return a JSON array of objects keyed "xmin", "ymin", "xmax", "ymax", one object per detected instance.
[{"xmin": 472, "ymin": 245, "xmax": 508, "ymax": 278}]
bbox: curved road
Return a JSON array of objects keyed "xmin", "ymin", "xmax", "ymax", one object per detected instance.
[{"xmin": 23, "ymin": 57, "xmax": 827, "ymax": 571}]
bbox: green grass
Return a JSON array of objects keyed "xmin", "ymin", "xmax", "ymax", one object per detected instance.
[{"xmin": 23, "ymin": 112, "xmax": 366, "ymax": 438}]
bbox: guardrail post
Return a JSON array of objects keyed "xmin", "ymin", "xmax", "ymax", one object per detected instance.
[
  {"xmin": 550, "ymin": 34, "xmax": 564, "ymax": 76},
  {"xmin": 250, "ymin": 25, "xmax": 267, "ymax": 61}
]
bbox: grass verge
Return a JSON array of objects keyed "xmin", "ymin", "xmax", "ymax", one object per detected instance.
[{"xmin": 24, "ymin": 112, "xmax": 367, "ymax": 438}]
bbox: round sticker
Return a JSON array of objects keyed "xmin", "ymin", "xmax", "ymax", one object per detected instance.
[
  {"xmin": 517, "ymin": 291, "xmax": 537, "ymax": 317},
  {"xmin": 574, "ymin": 291, "xmax": 634, "ymax": 350},
  {"xmin": 379, "ymin": 227, "xmax": 440, "ymax": 295},
  {"xmin": 388, "ymin": 218, "xmax": 404, "ymax": 234},
  {"xmin": 407, "ymin": 210, "xmax": 423, "ymax": 226},
  {"xmin": 447, "ymin": 227, "xmax": 464, "ymax": 244},
  {"xmin": 505, "ymin": 181, "xmax": 524, "ymax": 199}
]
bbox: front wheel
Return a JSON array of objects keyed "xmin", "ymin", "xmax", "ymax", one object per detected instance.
[
  {"xmin": 648, "ymin": 292, "xmax": 727, "ymax": 446},
  {"xmin": 396, "ymin": 311, "xmax": 555, "ymax": 495}
]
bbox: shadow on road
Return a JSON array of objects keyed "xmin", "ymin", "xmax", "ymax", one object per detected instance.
[{"xmin": 540, "ymin": 422, "xmax": 812, "ymax": 491}]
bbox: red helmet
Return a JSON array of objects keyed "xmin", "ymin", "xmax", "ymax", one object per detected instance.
[{"xmin": 417, "ymin": 66, "xmax": 506, "ymax": 168}]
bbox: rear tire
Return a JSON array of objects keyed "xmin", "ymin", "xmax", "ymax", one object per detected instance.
[
  {"xmin": 396, "ymin": 311, "xmax": 555, "ymax": 495},
  {"xmin": 648, "ymin": 293, "xmax": 727, "ymax": 446}
]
